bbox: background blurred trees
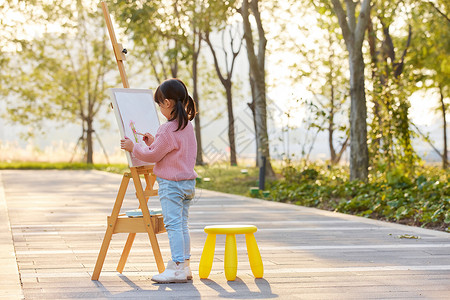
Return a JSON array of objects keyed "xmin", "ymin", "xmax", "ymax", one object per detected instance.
[
  {"xmin": 408, "ymin": 0, "xmax": 450, "ymax": 169},
  {"xmin": 2, "ymin": 0, "xmax": 117, "ymax": 164},
  {"xmin": 329, "ymin": 0, "xmax": 371, "ymax": 181},
  {"xmin": 1, "ymin": 0, "xmax": 448, "ymax": 181}
]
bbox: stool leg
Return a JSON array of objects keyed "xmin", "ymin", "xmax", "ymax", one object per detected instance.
[
  {"xmin": 199, "ymin": 234, "xmax": 216, "ymax": 279},
  {"xmin": 245, "ymin": 233, "xmax": 263, "ymax": 278},
  {"xmin": 225, "ymin": 234, "xmax": 237, "ymax": 281}
]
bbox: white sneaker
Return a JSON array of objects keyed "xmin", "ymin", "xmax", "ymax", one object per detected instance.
[
  {"xmin": 151, "ymin": 260, "xmax": 187, "ymax": 283},
  {"xmin": 185, "ymin": 260, "xmax": 192, "ymax": 280}
]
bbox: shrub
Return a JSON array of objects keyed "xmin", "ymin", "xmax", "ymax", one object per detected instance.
[{"xmin": 270, "ymin": 163, "xmax": 449, "ymax": 231}]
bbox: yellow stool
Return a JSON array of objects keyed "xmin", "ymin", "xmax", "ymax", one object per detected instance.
[{"xmin": 199, "ymin": 224, "xmax": 263, "ymax": 281}]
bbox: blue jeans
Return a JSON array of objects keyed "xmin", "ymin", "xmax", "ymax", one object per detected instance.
[{"xmin": 157, "ymin": 177, "xmax": 196, "ymax": 263}]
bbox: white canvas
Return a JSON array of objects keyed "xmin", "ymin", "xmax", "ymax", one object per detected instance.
[{"xmin": 110, "ymin": 88, "xmax": 160, "ymax": 167}]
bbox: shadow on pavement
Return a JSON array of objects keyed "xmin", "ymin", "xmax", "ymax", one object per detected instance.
[{"xmin": 200, "ymin": 277, "xmax": 278, "ymax": 298}]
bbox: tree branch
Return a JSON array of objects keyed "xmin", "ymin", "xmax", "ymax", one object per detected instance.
[
  {"xmin": 410, "ymin": 121, "xmax": 443, "ymax": 159},
  {"xmin": 336, "ymin": 135, "xmax": 350, "ymax": 162},
  {"xmin": 330, "ymin": 0, "xmax": 352, "ymax": 47},
  {"xmin": 239, "ymin": 0, "xmax": 258, "ymax": 75},
  {"xmin": 354, "ymin": 0, "xmax": 371, "ymax": 49},
  {"xmin": 221, "ymin": 29, "xmax": 230, "ymax": 75},
  {"xmin": 394, "ymin": 24, "xmax": 412, "ymax": 78},
  {"xmin": 427, "ymin": 1, "xmax": 450, "ymax": 23},
  {"xmin": 345, "ymin": 0, "xmax": 357, "ymax": 34},
  {"xmin": 147, "ymin": 50, "xmax": 162, "ymax": 84},
  {"xmin": 250, "ymin": 0, "xmax": 266, "ymax": 69},
  {"xmin": 204, "ymin": 31, "xmax": 226, "ymax": 85},
  {"xmin": 229, "ymin": 25, "xmax": 244, "ymax": 77},
  {"xmin": 156, "ymin": 48, "xmax": 168, "ymax": 79}
]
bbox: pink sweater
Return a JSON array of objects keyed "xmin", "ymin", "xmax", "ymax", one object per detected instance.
[{"xmin": 132, "ymin": 120, "xmax": 198, "ymax": 181}]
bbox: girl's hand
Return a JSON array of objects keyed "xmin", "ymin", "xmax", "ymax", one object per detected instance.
[
  {"xmin": 120, "ymin": 137, "xmax": 134, "ymax": 152},
  {"xmin": 142, "ymin": 133, "xmax": 154, "ymax": 146}
]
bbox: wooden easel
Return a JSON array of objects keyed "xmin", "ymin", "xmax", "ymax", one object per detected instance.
[{"xmin": 91, "ymin": 2, "xmax": 165, "ymax": 281}]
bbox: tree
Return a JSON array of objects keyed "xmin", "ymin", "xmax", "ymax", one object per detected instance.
[
  {"xmin": 186, "ymin": 0, "xmax": 206, "ymax": 165},
  {"xmin": 437, "ymin": 85, "xmax": 449, "ymax": 169},
  {"xmin": 108, "ymin": 0, "xmax": 207, "ymax": 165},
  {"xmin": 408, "ymin": 0, "xmax": 450, "ymax": 169},
  {"xmin": 330, "ymin": 0, "xmax": 371, "ymax": 181},
  {"xmin": 239, "ymin": 0, "xmax": 275, "ymax": 178},
  {"xmin": 3, "ymin": 0, "xmax": 116, "ymax": 164},
  {"xmin": 108, "ymin": 0, "xmax": 182, "ymax": 83},
  {"xmin": 204, "ymin": 24, "xmax": 244, "ymax": 166},
  {"xmin": 366, "ymin": 0, "xmax": 419, "ymax": 174},
  {"xmin": 0, "ymin": 1, "xmax": 31, "ymax": 96},
  {"xmin": 287, "ymin": 2, "xmax": 350, "ymax": 165}
]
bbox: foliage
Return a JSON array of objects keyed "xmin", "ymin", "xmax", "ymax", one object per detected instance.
[
  {"xmin": 366, "ymin": 0, "xmax": 420, "ymax": 176},
  {"xmin": 107, "ymin": 0, "xmax": 234, "ymax": 166},
  {"xmin": 183, "ymin": 161, "xmax": 450, "ymax": 232},
  {"xmin": 107, "ymin": 0, "xmax": 187, "ymax": 82},
  {"xmin": 2, "ymin": 1, "xmax": 117, "ymax": 164},
  {"xmin": 1, "ymin": 0, "xmax": 448, "ymax": 183},
  {"xmin": 286, "ymin": 1, "xmax": 350, "ymax": 165},
  {"xmin": 269, "ymin": 163, "xmax": 450, "ymax": 232},
  {"xmin": 407, "ymin": 0, "xmax": 450, "ymax": 96},
  {"xmin": 406, "ymin": 0, "xmax": 450, "ymax": 169}
]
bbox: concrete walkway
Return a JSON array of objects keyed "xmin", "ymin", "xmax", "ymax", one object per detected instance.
[{"xmin": 0, "ymin": 169, "xmax": 449, "ymax": 299}]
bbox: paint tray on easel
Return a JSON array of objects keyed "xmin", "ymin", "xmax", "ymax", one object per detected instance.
[{"xmin": 125, "ymin": 208, "xmax": 163, "ymax": 218}]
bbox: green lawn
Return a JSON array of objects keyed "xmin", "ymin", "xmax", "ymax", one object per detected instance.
[
  {"xmin": 1, "ymin": 161, "xmax": 448, "ymax": 232},
  {"xmin": 195, "ymin": 164, "xmax": 263, "ymax": 196},
  {"xmin": 0, "ymin": 161, "xmax": 129, "ymax": 173}
]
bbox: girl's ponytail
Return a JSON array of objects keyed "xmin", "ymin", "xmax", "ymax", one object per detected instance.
[
  {"xmin": 175, "ymin": 100, "xmax": 188, "ymax": 131},
  {"xmin": 186, "ymin": 95, "xmax": 196, "ymax": 121}
]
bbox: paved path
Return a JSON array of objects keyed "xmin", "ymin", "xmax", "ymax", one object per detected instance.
[{"xmin": 0, "ymin": 170, "xmax": 449, "ymax": 299}]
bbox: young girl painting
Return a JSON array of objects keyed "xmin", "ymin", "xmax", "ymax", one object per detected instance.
[{"xmin": 120, "ymin": 78, "xmax": 197, "ymax": 283}]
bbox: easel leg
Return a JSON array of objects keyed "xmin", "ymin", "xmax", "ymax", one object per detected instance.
[
  {"xmin": 116, "ymin": 173, "xmax": 155, "ymax": 273},
  {"xmin": 131, "ymin": 168, "xmax": 165, "ymax": 273},
  {"xmin": 116, "ymin": 233, "xmax": 136, "ymax": 273},
  {"xmin": 91, "ymin": 225, "xmax": 114, "ymax": 280},
  {"xmin": 91, "ymin": 173, "xmax": 130, "ymax": 280},
  {"xmin": 144, "ymin": 222, "xmax": 165, "ymax": 273}
]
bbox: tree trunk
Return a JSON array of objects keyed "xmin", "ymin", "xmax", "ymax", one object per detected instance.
[
  {"xmin": 203, "ymin": 29, "xmax": 241, "ymax": 166},
  {"xmin": 170, "ymin": 39, "xmax": 178, "ymax": 78},
  {"xmin": 329, "ymin": 82, "xmax": 337, "ymax": 164},
  {"xmin": 247, "ymin": 75, "xmax": 259, "ymax": 167},
  {"xmin": 193, "ymin": 57, "xmax": 204, "ymax": 165},
  {"xmin": 331, "ymin": 0, "xmax": 371, "ymax": 181},
  {"xmin": 440, "ymin": 86, "xmax": 448, "ymax": 169},
  {"xmin": 367, "ymin": 16, "xmax": 382, "ymax": 149},
  {"xmin": 253, "ymin": 77, "xmax": 272, "ymax": 171},
  {"xmin": 349, "ymin": 49, "xmax": 369, "ymax": 180},
  {"xmin": 240, "ymin": 0, "xmax": 275, "ymax": 178},
  {"xmin": 86, "ymin": 119, "xmax": 94, "ymax": 164},
  {"xmin": 192, "ymin": 29, "xmax": 204, "ymax": 165},
  {"xmin": 225, "ymin": 84, "xmax": 237, "ymax": 166}
]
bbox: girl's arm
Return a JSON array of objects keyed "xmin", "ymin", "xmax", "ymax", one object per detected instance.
[{"xmin": 132, "ymin": 133, "xmax": 175, "ymax": 163}]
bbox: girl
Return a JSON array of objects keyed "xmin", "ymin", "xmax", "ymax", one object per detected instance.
[{"xmin": 120, "ymin": 78, "xmax": 197, "ymax": 283}]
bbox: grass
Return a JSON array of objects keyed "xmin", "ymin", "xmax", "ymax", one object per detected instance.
[
  {"xmin": 0, "ymin": 161, "xmax": 129, "ymax": 174},
  {"xmin": 1, "ymin": 160, "xmax": 448, "ymax": 232},
  {"xmin": 0, "ymin": 161, "xmax": 264, "ymax": 196},
  {"xmin": 195, "ymin": 164, "xmax": 263, "ymax": 196}
]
